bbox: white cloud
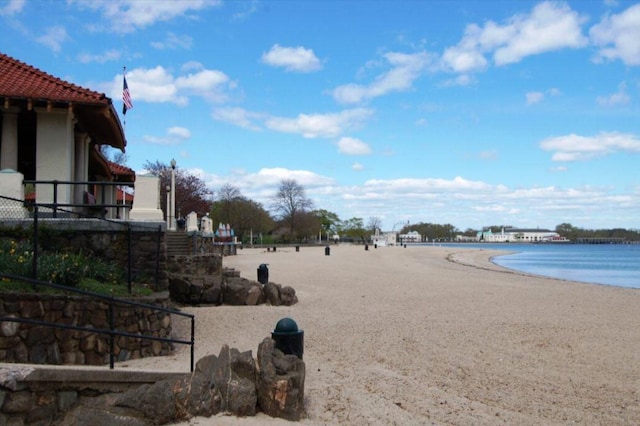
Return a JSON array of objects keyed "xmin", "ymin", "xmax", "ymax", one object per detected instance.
[
  {"xmin": 597, "ymin": 82, "xmax": 630, "ymax": 106},
  {"xmin": 540, "ymin": 132, "xmax": 640, "ymax": 161},
  {"xmin": 337, "ymin": 137, "xmax": 372, "ymax": 156},
  {"xmin": 254, "ymin": 168, "xmax": 335, "ymax": 187},
  {"xmin": 526, "ymin": 87, "xmax": 562, "ymax": 104},
  {"xmin": 264, "ymin": 108, "xmax": 374, "ymax": 138},
  {"xmin": 35, "ymin": 26, "xmax": 70, "ymax": 53},
  {"xmin": 143, "ymin": 126, "xmax": 192, "ymax": 145},
  {"xmin": 0, "ymin": 0, "xmax": 25, "ymax": 16},
  {"xmin": 441, "ymin": 1, "xmax": 587, "ymax": 73},
  {"xmin": 151, "ymin": 32, "xmax": 193, "ymax": 50},
  {"xmin": 526, "ymin": 91, "xmax": 545, "ymax": 105},
  {"xmin": 261, "ymin": 44, "xmax": 322, "ymax": 72},
  {"xmin": 78, "ymin": 49, "xmax": 121, "ymax": 64},
  {"xmin": 72, "ymin": 0, "xmax": 221, "ymax": 34},
  {"xmin": 332, "ymin": 51, "xmax": 432, "ymax": 104},
  {"xmin": 211, "ymin": 107, "xmax": 263, "ymax": 131},
  {"xmin": 195, "ymin": 167, "xmax": 639, "ymax": 231},
  {"xmin": 492, "ymin": 1, "xmax": 587, "ymax": 65},
  {"xmin": 351, "ymin": 163, "xmax": 364, "ymax": 171},
  {"xmin": 590, "ymin": 4, "xmax": 640, "ymax": 66},
  {"xmin": 110, "ymin": 65, "xmax": 233, "ymax": 106}
]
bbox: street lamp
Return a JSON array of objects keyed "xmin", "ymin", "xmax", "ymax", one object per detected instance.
[
  {"xmin": 170, "ymin": 159, "xmax": 176, "ymax": 231},
  {"xmin": 166, "ymin": 185, "xmax": 171, "ymax": 230}
]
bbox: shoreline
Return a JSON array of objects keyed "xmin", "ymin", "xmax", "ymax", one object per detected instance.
[{"xmin": 125, "ymin": 244, "xmax": 639, "ymax": 425}]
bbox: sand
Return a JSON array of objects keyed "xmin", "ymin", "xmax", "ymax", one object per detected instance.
[{"xmin": 122, "ymin": 244, "xmax": 640, "ymax": 425}]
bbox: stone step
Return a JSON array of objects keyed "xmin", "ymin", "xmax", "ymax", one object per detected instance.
[{"xmin": 165, "ymin": 232, "xmax": 190, "ymax": 255}]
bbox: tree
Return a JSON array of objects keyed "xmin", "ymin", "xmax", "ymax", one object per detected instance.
[
  {"xmin": 217, "ymin": 183, "xmax": 242, "ymax": 224},
  {"xmin": 143, "ymin": 160, "xmax": 212, "ymax": 219},
  {"xmin": 341, "ymin": 217, "xmax": 367, "ymax": 242},
  {"xmin": 367, "ymin": 216, "xmax": 383, "ymax": 234},
  {"xmin": 313, "ymin": 209, "xmax": 341, "ymax": 241},
  {"xmin": 209, "ymin": 186, "xmax": 274, "ymax": 242},
  {"xmin": 271, "ymin": 179, "xmax": 313, "ymax": 241}
]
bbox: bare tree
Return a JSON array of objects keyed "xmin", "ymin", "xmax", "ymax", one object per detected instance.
[
  {"xmin": 217, "ymin": 183, "xmax": 242, "ymax": 224},
  {"xmin": 271, "ymin": 179, "xmax": 313, "ymax": 241},
  {"xmin": 367, "ymin": 216, "xmax": 383, "ymax": 234}
]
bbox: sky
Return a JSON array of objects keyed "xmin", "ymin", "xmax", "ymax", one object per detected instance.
[{"xmin": 1, "ymin": 0, "xmax": 639, "ymax": 232}]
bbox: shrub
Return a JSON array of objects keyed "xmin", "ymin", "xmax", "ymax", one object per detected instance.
[{"xmin": 0, "ymin": 239, "xmax": 124, "ymax": 289}]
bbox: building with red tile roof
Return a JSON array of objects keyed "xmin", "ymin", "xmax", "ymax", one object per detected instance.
[{"xmin": 0, "ymin": 52, "xmax": 134, "ymax": 218}]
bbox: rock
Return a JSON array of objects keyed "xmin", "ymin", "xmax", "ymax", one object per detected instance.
[
  {"xmin": 263, "ymin": 282, "xmax": 280, "ymax": 306},
  {"xmin": 280, "ymin": 286, "xmax": 298, "ymax": 306},
  {"xmin": 223, "ymin": 277, "xmax": 261, "ymax": 306},
  {"xmin": 200, "ymin": 279, "xmax": 223, "ymax": 305},
  {"xmin": 256, "ymin": 338, "xmax": 305, "ymax": 421},
  {"xmin": 212, "ymin": 345, "xmax": 258, "ymax": 416},
  {"xmin": 116, "ymin": 380, "xmax": 177, "ymax": 424}
]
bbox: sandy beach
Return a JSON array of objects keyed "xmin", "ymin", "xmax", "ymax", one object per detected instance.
[{"xmin": 123, "ymin": 244, "xmax": 640, "ymax": 425}]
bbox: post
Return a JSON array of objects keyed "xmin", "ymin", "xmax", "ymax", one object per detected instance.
[
  {"xmin": 170, "ymin": 159, "xmax": 176, "ymax": 231},
  {"xmin": 166, "ymin": 185, "xmax": 171, "ymax": 230}
]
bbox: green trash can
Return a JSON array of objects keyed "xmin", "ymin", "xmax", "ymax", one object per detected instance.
[
  {"xmin": 272, "ymin": 317, "xmax": 304, "ymax": 359},
  {"xmin": 257, "ymin": 263, "xmax": 269, "ymax": 284}
]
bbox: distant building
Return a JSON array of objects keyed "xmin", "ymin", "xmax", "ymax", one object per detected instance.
[
  {"xmin": 477, "ymin": 227, "xmax": 569, "ymax": 243},
  {"xmin": 371, "ymin": 228, "xmax": 396, "ymax": 246},
  {"xmin": 398, "ymin": 230, "xmax": 422, "ymax": 243}
]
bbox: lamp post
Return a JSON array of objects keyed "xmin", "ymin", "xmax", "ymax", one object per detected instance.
[
  {"xmin": 166, "ymin": 185, "xmax": 171, "ymax": 230},
  {"xmin": 170, "ymin": 159, "xmax": 176, "ymax": 231}
]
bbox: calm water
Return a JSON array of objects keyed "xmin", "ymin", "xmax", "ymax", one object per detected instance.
[{"xmin": 438, "ymin": 243, "xmax": 640, "ymax": 289}]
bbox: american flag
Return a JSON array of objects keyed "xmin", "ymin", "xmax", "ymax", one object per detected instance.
[{"xmin": 122, "ymin": 75, "xmax": 133, "ymax": 115}]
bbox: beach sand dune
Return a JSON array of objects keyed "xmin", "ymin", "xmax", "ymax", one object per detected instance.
[{"xmin": 124, "ymin": 245, "xmax": 640, "ymax": 425}]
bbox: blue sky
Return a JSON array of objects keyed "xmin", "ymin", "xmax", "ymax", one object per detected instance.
[{"xmin": 1, "ymin": 0, "xmax": 639, "ymax": 232}]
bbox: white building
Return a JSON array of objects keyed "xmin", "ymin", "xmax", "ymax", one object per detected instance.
[
  {"xmin": 398, "ymin": 230, "xmax": 422, "ymax": 243},
  {"xmin": 477, "ymin": 227, "xmax": 568, "ymax": 243}
]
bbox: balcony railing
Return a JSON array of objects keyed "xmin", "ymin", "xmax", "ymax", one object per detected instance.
[{"xmin": 23, "ymin": 179, "xmax": 133, "ymax": 219}]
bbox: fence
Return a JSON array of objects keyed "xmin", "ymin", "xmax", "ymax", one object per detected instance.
[
  {"xmin": 22, "ymin": 179, "xmax": 133, "ymax": 219},
  {"xmin": 0, "ymin": 272, "xmax": 195, "ymax": 371},
  {"xmin": 0, "ymin": 194, "xmax": 165, "ymax": 292},
  {"xmin": 0, "ymin": 194, "xmax": 194, "ymax": 371}
]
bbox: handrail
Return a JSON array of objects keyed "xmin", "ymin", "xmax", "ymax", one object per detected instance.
[{"xmin": 0, "ymin": 272, "xmax": 195, "ymax": 372}]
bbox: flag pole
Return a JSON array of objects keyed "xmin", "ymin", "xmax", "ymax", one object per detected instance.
[{"xmin": 122, "ymin": 66, "xmax": 127, "ymax": 129}]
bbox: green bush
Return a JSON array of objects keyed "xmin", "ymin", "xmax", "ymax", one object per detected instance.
[{"xmin": 0, "ymin": 239, "xmax": 124, "ymax": 289}]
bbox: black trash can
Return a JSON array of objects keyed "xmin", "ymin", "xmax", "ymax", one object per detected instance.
[
  {"xmin": 257, "ymin": 263, "xmax": 269, "ymax": 284},
  {"xmin": 272, "ymin": 317, "xmax": 304, "ymax": 359},
  {"xmin": 365, "ymin": 244, "xmax": 369, "ymax": 251},
  {"xmin": 325, "ymin": 246, "xmax": 330, "ymax": 256},
  {"xmin": 296, "ymin": 246, "xmax": 300, "ymax": 252}
]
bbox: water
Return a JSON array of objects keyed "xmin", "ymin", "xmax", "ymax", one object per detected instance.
[{"xmin": 436, "ymin": 243, "xmax": 640, "ymax": 289}]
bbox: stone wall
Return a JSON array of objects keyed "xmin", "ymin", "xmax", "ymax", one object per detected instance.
[
  {"xmin": 0, "ymin": 339, "xmax": 306, "ymax": 425},
  {"xmin": 0, "ymin": 221, "xmax": 169, "ymax": 291},
  {"xmin": 0, "ymin": 293, "xmax": 175, "ymax": 366}
]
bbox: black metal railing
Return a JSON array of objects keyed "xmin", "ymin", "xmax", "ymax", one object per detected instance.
[
  {"xmin": 0, "ymin": 194, "xmax": 164, "ymax": 293},
  {"xmin": 23, "ymin": 179, "xmax": 133, "ymax": 219},
  {"xmin": 0, "ymin": 272, "xmax": 195, "ymax": 371}
]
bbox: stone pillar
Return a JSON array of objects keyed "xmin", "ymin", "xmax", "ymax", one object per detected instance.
[
  {"xmin": 129, "ymin": 174, "xmax": 164, "ymax": 221},
  {"xmin": 1, "ymin": 109, "xmax": 19, "ymax": 170},
  {"xmin": 0, "ymin": 170, "xmax": 29, "ymax": 218}
]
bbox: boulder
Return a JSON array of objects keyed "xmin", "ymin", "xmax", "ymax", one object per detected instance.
[
  {"xmin": 223, "ymin": 277, "xmax": 264, "ymax": 306},
  {"xmin": 256, "ymin": 338, "xmax": 305, "ymax": 421}
]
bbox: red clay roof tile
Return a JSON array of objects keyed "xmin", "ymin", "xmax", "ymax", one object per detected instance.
[{"xmin": 0, "ymin": 52, "xmax": 110, "ymax": 105}]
